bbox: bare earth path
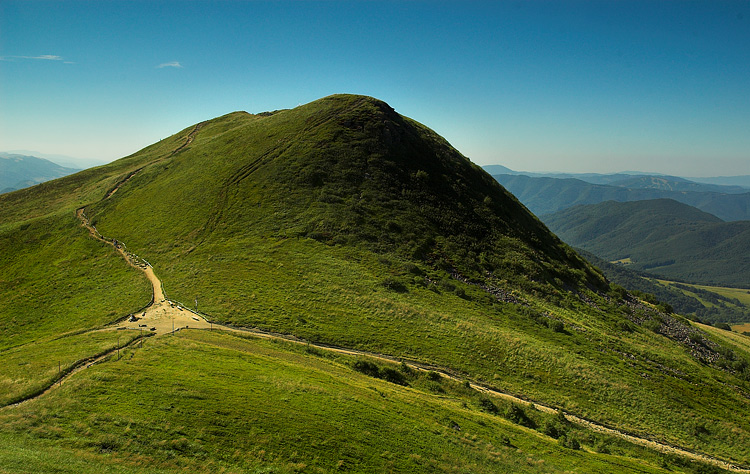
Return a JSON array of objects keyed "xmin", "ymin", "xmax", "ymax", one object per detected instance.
[
  {"xmin": 14, "ymin": 207, "xmax": 747, "ymax": 473},
  {"xmin": 76, "ymin": 208, "xmax": 212, "ymax": 335}
]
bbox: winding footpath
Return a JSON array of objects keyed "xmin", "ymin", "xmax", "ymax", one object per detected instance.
[{"xmin": 76, "ymin": 208, "xmax": 213, "ymax": 335}]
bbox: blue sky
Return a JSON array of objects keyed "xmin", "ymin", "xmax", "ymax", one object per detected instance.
[{"xmin": 1, "ymin": 1, "xmax": 749, "ymax": 176}]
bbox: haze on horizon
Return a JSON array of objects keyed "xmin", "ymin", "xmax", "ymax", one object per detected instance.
[{"xmin": 1, "ymin": 0, "xmax": 748, "ymax": 177}]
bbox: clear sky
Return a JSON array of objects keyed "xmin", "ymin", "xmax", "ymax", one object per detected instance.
[{"xmin": 1, "ymin": 1, "xmax": 749, "ymax": 176}]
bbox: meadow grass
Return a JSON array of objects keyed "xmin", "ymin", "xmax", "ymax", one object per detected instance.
[
  {"xmin": 690, "ymin": 285, "xmax": 750, "ymax": 305},
  {"xmin": 0, "ymin": 212, "xmax": 151, "ymax": 350},
  {"xmin": 647, "ymin": 279, "xmax": 750, "ymax": 324},
  {"xmin": 0, "ymin": 329, "xmax": 142, "ymax": 406},
  {"xmin": 655, "ymin": 280, "xmax": 750, "ymax": 305},
  {"xmin": 698, "ymin": 322, "xmax": 750, "ymax": 358},
  {"xmin": 0, "ymin": 432, "xmax": 180, "ymax": 474},
  {"xmin": 0, "ymin": 210, "xmax": 151, "ymax": 410},
  {"xmin": 0, "ymin": 330, "xmax": 713, "ymax": 474},
  {"xmin": 145, "ymin": 236, "xmax": 750, "ymax": 464}
]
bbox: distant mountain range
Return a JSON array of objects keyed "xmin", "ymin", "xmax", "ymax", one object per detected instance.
[
  {"xmin": 3, "ymin": 149, "xmax": 107, "ymax": 170},
  {"xmin": 484, "ymin": 168, "xmax": 750, "ymax": 222},
  {"xmin": 0, "ymin": 152, "xmax": 80, "ymax": 193},
  {"xmin": 482, "ymin": 165, "xmax": 750, "ymax": 190},
  {"xmin": 543, "ymin": 199, "xmax": 750, "ymax": 288}
]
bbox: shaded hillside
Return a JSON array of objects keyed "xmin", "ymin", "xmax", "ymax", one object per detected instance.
[
  {"xmin": 0, "ymin": 153, "xmax": 79, "ymax": 193},
  {"xmin": 2, "ymin": 95, "xmax": 750, "ymax": 471},
  {"xmin": 492, "ymin": 173, "xmax": 750, "ymax": 221},
  {"xmin": 544, "ymin": 199, "xmax": 750, "ymax": 287}
]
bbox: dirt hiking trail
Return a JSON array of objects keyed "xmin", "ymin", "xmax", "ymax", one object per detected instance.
[{"xmin": 76, "ymin": 208, "xmax": 212, "ymax": 335}]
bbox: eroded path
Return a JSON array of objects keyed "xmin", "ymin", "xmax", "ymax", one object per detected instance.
[
  {"xmin": 13, "ymin": 208, "xmax": 747, "ymax": 473},
  {"xmin": 76, "ymin": 208, "xmax": 212, "ymax": 335}
]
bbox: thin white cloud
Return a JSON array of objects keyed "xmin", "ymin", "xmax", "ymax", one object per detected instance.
[
  {"xmin": 157, "ymin": 61, "xmax": 183, "ymax": 69},
  {"xmin": 0, "ymin": 54, "xmax": 66, "ymax": 61},
  {"xmin": 32, "ymin": 55, "xmax": 63, "ymax": 60}
]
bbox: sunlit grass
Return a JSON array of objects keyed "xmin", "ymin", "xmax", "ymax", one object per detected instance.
[
  {"xmin": 0, "ymin": 331, "xmax": 692, "ymax": 473},
  {"xmin": 0, "ymin": 330, "xmax": 141, "ymax": 406},
  {"xmin": 0, "ymin": 212, "xmax": 151, "ymax": 350}
]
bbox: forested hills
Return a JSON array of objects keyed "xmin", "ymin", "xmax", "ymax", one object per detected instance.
[
  {"xmin": 544, "ymin": 199, "xmax": 750, "ymax": 287},
  {"xmin": 577, "ymin": 250, "xmax": 750, "ymax": 325}
]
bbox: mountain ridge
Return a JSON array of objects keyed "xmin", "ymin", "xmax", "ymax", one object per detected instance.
[
  {"xmin": 0, "ymin": 152, "xmax": 80, "ymax": 193},
  {"xmin": 490, "ymin": 172, "xmax": 750, "ymax": 221},
  {"xmin": 85, "ymin": 94, "xmax": 604, "ymax": 295},
  {"xmin": 482, "ymin": 165, "xmax": 750, "ymax": 191}
]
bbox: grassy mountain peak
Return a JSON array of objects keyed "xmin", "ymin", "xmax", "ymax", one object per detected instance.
[{"xmin": 86, "ymin": 93, "xmax": 604, "ymax": 294}]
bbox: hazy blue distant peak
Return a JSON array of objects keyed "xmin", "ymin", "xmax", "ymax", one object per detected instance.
[
  {"xmin": 491, "ymin": 172, "xmax": 750, "ymax": 222},
  {"xmin": 2, "ymin": 150, "xmax": 106, "ymax": 169},
  {"xmin": 689, "ymin": 176, "xmax": 750, "ymax": 189},
  {"xmin": 482, "ymin": 164, "xmax": 750, "ymax": 191},
  {"xmin": 480, "ymin": 164, "xmax": 516, "ymax": 175},
  {"xmin": 0, "ymin": 152, "xmax": 30, "ymax": 160},
  {"xmin": 0, "ymin": 153, "xmax": 80, "ymax": 194}
]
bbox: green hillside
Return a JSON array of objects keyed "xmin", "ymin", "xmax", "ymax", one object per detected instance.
[
  {"xmin": 2, "ymin": 331, "xmax": 700, "ymax": 474},
  {"xmin": 2, "ymin": 95, "xmax": 750, "ymax": 472},
  {"xmin": 577, "ymin": 250, "xmax": 750, "ymax": 324},
  {"xmin": 543, "ymin": 199, "xmax": 750, "ymax": 287}
]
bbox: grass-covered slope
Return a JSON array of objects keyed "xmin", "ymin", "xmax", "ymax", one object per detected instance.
[
  {"xmin": 577, "ymin": 250, "xmax": 750, "ymax": 324},
  {"xmin": 88, "ymin": 95, "xmax": 601, "ymax": 291},
  {"xmin": 78, "ymin": 95, "xmax": 750, "ymax": 462},
  {"xmin": 543, "ymin": 199, "xmax": 750, "ymax": 287},
  {"xmin": 0, "ymin": 123, "xmax": 189, "ymax": 407},
  {"xmin": 2, "ymin": 95, "xmax": 750, "ymax": 471},
  {"xmin": 0, "ymin": 214, "xmax": 151, "ymax": 348},
  {"xmin": 0, "ymin": 330, "xmax": 704, "ymax": 474}
]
